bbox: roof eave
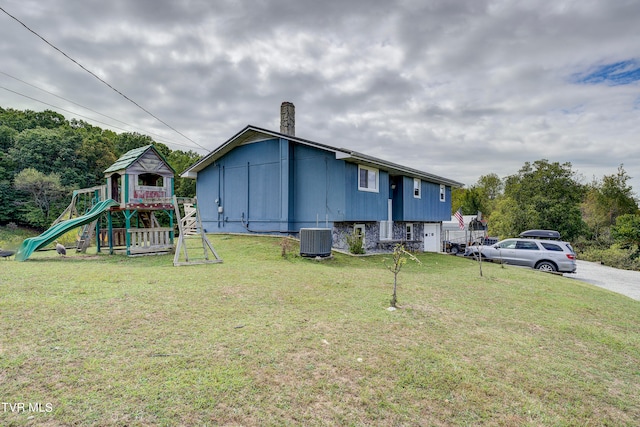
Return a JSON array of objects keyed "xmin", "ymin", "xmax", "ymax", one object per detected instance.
[
  {"xmin": 181, "ymin": 125, "xmax": 350, "ymax": 178},
  {"xmin": 338, "ymin": 151, "xmax": 464, "ymax": 188},
  {"xmin": 181, "ymin": 126, "xmax": 464, "ymax": 187}
]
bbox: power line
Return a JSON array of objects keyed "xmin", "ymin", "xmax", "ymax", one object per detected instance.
[
  {"xmin": 0, "ymin": 5, "xmax": 209, "ymax": 152},
  {"xmin": 0, "ymin": 85, "xmax": 202, "ymax": 151},
  {"xmin": 0, "ymin": 69, "xmax": 203, "ymax": 150}
]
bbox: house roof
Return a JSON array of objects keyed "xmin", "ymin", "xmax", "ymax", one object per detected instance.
[
  {"xmin": 104, "ymin": 144, "xmax": 175, "ymax": 174},
  {"xmin": 181, "ymin": 125, "xmax": 464, "ymax": 187}
]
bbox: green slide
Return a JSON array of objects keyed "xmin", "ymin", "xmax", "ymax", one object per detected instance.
[{"xmin": 15, "ymin": 199, "xmax": 120, "ymax": 261}]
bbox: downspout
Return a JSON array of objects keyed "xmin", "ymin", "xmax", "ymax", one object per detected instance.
[
  {"xmin": 221, "ymin": 165, "xmax": 225, "ymax": 228},
  {"xmin": 217, "ymin": 165, "xmax": 222, "ymax": 228}
]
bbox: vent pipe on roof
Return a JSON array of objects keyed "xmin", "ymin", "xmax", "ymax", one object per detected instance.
[{"xmin": 280, "ymin": 102, "xmax": 295, "ymax": 136}]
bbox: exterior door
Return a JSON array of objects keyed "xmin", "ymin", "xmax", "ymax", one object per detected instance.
[{"xmin": 423, "ymin": 223, "xmax": 440, "ymax": 252}]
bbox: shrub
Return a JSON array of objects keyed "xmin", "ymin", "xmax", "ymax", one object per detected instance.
[
  {"xmin": 580, "ymin": 244, "xmax": 640, "ymax": 271},
  {"xmin": 345, "ymin": 231, "xmax": 365, "ymax": 254},
  {"xmin": 279, "ymin": 237, "xmax": 297, "ymax": 258}
]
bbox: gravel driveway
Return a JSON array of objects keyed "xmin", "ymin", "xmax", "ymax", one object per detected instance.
[{"xmin": 565, "ymin": 260, "xmax": 640, "ymax": 301}]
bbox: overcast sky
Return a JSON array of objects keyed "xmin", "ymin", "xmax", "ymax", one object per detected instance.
[{"xmin": 1, "ymin": 0, "xmax": 639, "ymax": 192}]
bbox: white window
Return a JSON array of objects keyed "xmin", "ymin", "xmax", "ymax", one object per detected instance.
[
  {"xmin": 354, "ymin": 224, "xmax": 365, "ymax": 244},
  {"xmin": 358, "ymin": 165, "xmax": 379, "ymax": 192},
  {"xmin": 440, "ymin": 184, "xmax": 446, "ymax": 202},
  {"xmin": 413, "ymin": 178, "xmax": 421, "ymax": 198},
  {"xmin": 405, "ymin": 223, "xmax": 414, "ymax": 240}
]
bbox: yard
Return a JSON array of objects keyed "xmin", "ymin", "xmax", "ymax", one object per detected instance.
[{"xmin": 1, "ymin": 234, "xmax": 639, "ymax": 426}]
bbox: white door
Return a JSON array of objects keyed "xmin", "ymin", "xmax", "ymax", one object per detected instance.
[{"xmin": 423, "ymin": 223, "xmax": 440, "ymax": 252}]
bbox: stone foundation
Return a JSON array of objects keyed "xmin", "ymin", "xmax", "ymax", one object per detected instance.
[{"xmin": 333, "ymin": 221, "xmax": 424, "ymax": 253}]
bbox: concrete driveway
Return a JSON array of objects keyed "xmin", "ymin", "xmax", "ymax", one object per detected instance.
[{"xmin": 565, "ymin": 260, "xmax": 640, "ymax": 301}]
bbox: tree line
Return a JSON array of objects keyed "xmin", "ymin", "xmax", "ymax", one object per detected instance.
[
  {"xmin": 0, "ymin": 107, "xmax": 200, "ymax": 229},
  {"xmin": 453, "ymin": 160, "xmax": 640, "ymax": 269}
]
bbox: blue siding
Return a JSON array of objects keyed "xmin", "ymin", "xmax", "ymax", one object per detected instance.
[
  {"xmin": 196, "ymin": 135, "xmax": 453, "ymax": 234},
  {"xmin": 344, "ymin": 163, "xmax": 389, "ymax": 221},
  {"xmin": 199, "ymin": 139, "xmax": 350, "ymax": 232},
  {"xmin": 249, "ymin": 162, "xmax": 280, "ymax": 220},
  {"xmin": 292, "ymin": 144, "xmax": 346, "ymax": 228},
  {"xmin": 397, "ymin": 176, "xmax": 451, "ymax": 221},
  {"xmin": 198, "ymin": 139, "xmax": 282, "ymax": 232}
]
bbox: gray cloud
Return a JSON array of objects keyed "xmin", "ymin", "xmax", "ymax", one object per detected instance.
[{"xmin": 1, "ymin": 0, "xmax": 639, "ymax": 192}]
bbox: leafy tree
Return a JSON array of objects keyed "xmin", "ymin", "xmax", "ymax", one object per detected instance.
[
  {"xmin": 611, "ymin": 214, "xmax": 640, "ymax": 249},
  {"xmin": 0, "ymin": 179, "xmax": 16, "ymax": 223},
  {"xmin": 32, "ymin": 110, "xmax": 67, "ymax": 129},
  {"xmin": 0, "ymin": 125, "xmax": 17, "ymax": 150},
  {"xmin": 488, "ymin": 197, "xmax": 529, "ymax": 239},
  {"xmin": 451, "ymin": 187, "xmax": 465, "ymax": 214},
  {"xmin": 114, "ymin": 132, "xmax": 156, "ymax": 157},
  {"xmin": 489, "ymin": 160, "xmax": 585, "ymax": 240},
  {"xmin": 14, "ymin": 168, "xmax": 68, "ymax": 228},
  {"xmin": 452, "ymin": 173, "xmax": 503, "ymax": 217},
  {"xmin": 581, "ymin": 184, "xmax": 611, "ymax": 244},
  {"xmin": 0, "ymin": 128, "xmax": 18, "ymax": 222},
  {"xmin": 453, "ymin": 186, "xmax": 483, "ymax": 215},
  {"xmin": 581, "ymin": 166, "xmax": 638, "ymax": 245},
  {"xmin": 114, "ymin": 133, "xmax": 172, "ymax": 159},
  {"xmin": 76, "ymin": 124, "xmax": 118, "ymax": 186},
  {"xmin": 599, "ymin": 165, "xmax": 638, "ymax": 223},
  {"xmin": 167, "ymin": 150, "xmax": 201, "ymax": 198},
  {"xmin": 9, "ymin": 127, "xmax": 85, "ymax": 186},
  {"xmin": 0, "ymin": 108, "xmax": 34, "ymax": 132},
  {"xmin": 476, "ymin": 173, "xmax": 503, "ymax": 216}
]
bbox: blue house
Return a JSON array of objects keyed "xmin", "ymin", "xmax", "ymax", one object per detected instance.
[{"xmin": 181, "ymin": 103, "xmax": 464, "ymax": 252}]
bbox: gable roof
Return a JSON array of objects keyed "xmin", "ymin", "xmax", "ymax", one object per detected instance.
[
  {"xmin": 104, "ymin": 144, "xmax": 175, "ymax": 174},
  {"xmin": 181, "ymin": 125, "xmax": 464, "ymax": 187}
]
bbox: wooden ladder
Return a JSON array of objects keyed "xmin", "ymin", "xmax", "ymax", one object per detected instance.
[
  {"xmin": 138, "ymin": 211, "xmax": 160, "ymax": 228},
  {"xmin": 172, "ymin": 196, "xmax": 222, "ymax": 266},
  {"xmin": 76, "ymin": 220, "xmax": 98, "ymax": 253}
]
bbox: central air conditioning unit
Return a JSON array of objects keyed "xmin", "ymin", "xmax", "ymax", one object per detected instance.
[{"xmin": 299, "ymin": 228, "xmax": 332, "ymax": 257}]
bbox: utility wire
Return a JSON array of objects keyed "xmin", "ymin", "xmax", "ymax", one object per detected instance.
[
  {"xmin": 0, "ymin": 85, "xmax": 201, "ymax": 151},
  {"xmin": 0, "ymin": 69, "xmax": 201, "ymax": 150},
  {"xmin": 0, "ymin": 5, "xmax": 209, "ymax": 152}
]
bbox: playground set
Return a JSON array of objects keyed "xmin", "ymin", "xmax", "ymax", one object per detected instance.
[{"xmin": 14, "ymin": 145, "xmax": 221, "ymax": 266}]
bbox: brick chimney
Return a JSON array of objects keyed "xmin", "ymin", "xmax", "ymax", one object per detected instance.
[{"xmin": 280, "ymin": 102, "xmax": 295, "ymax": 136}]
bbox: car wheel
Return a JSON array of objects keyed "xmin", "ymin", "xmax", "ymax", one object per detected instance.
[
  {"xmin": 536, "ymin": 261, "xmax": 556, "ymax": 272},
  {"xmin": 451, "ymin": 246, "xmax": 459, "ymax": 255}
]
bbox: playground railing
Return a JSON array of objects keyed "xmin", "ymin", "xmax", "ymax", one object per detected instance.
[{"xmin": 128, "ymin": 227, "xmax": 173, "ymax": 254}]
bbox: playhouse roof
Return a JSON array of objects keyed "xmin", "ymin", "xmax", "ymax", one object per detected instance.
[
  {"xmin": 181, "ymin": 125, "xmax": 464, "ymax": 187},
  {"xmin": 104, "ymin": 145, "xmax": 175, "ymax": 174}
]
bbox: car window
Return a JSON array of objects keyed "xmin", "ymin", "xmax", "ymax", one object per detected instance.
[
  {"xmin": 541, "ymin": 242, "xmax": 563, "ymax": 251},
  {"xmin": 497, "ymin": 240, "xmax": 517, "ymax": 249},
  {"xmin": 516, "ymin": 240, "xmax": 538, "ymax": 250},
  {"xmin": 565, "ymin": 244, "xmax": 575, "ymax": 254}
]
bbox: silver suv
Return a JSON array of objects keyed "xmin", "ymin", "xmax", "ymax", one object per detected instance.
[{"xmin": 465, "ymin": 232, "xmax": 577, "ymax": 273}]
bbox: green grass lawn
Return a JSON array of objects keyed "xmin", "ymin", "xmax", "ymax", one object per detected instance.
[{"xmin": 1, "ymin": 234, "xmax": 639, "ymax": 426}]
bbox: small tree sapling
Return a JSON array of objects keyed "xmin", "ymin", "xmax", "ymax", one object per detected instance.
[{"xmin": 384, "ymin": 244, "xmax": 421, "ymax": 308}]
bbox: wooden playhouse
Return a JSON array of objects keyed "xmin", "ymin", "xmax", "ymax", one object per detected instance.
[{"xmin": 103, "ymin": 145, "xmax": 175, "ymax": 255}]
